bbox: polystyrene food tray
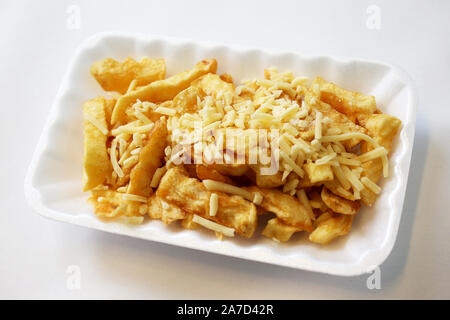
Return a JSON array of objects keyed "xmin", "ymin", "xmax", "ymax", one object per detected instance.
[{"xmin": 24, "ymin": 32, "xmax": 416, "ymax": 276}]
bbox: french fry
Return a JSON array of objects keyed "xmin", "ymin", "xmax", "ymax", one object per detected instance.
[
  {"xmin": 365, "ymin": 114, "xmax": 402, "ymax": 152},
  {"xmin": 191, "ymin": 73, "xmax": 234, "ymax": 97},
  {"xmin": 111, "ymin": 59, "xmax": 217, "ymax": 124}
]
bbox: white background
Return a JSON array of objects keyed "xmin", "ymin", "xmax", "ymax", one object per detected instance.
[{"xmin": 1, "ymin": 0, "xmax": 449, "ymax": 299}]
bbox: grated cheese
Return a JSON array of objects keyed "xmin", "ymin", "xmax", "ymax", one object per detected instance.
[{"xmin": 192, "ymin": 214, "xmax": 235, "ymax": 237}]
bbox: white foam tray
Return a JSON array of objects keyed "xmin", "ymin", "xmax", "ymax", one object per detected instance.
[{"xmin": 24, "ymin": 32, "xmax": 416, "ymax": 276}]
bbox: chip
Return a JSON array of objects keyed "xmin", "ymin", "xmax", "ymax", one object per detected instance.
[
  {"xmin": 157, "ymin": 167, "xmax": 257, "ymax": 237},
  {"xmin": 303, "ymin": 162, "xmax": 334, "ymax": 184},
  {"xmin": 173, "ymin": 86, "xmax": 204, "ymax": 114}
]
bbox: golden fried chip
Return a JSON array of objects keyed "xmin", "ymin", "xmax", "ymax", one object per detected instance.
[
  {"xmin": 249, "ymin": 187, "xmax": 313, "ymax": 232},
  {"xmin": 303, "ymin": 163, "xmax": 334, "ymax": 184},
  {"xmin": 82, "ymin": 97, "xmax": 112, "ymax": 191},
  {"xmin": 309, "ymin": 213, "xmax": 353, "ymax": 245},
  {"xmin": 321, "ymin": 187, "xmax": 361, "ymax": 215},
  {"xmin": 212, "ymin": 164, "xmax": 248, "ymax": 176},
  {"xmin": 212, "ymin": 194, "xmax": 257, "ymax": 238},
  {"xmin": 365, "ymin": 114, "xmax": 402, "ymax": 152},
  {"xmin": 191, "ymin": 73, "xmax": 234, "ymax": 97},
  {"xmin": 181, "ymin": 214, "xmax": 200, "ymax": 230},
  {"xmin": 255, "ymin": 172, "xmax": 284, "ymax": 188},
  {"xmin": 359, "ymin": 158, "xmax": 383, "ymax": 206},
  {"xmin": 88, "ymin": 189, "xmax": 123, "ymax": 217},
  {"xmin": 128, "ymin": 119, "xmax": 168, "ymax": 197},
  {"xmin": 262, "ymin": 218, "xmax": 302, "ymax": 242},
  {"xmin": 157, "ymin": 167, "xmax": 257, "ymax": 237},
  {"xmin": 173, "ymin": 86, "xmax": 204, "ymax": 114},
  {"xmin": 104, "ymin": 98, "xmax": 116, "ymax": 126},
  {"xmin": 90, "ymin": 57, "xmax": 166, "ymax": 94},
  {"xmin": 148, "ymin": 194, "xmax": 186, "ymax": 224},
  {"xmin": 311, "ymin": 77, "xmax": 377, "ymax": 125},
  {"xmin": 303, "ymin": 90, "xmax": 367, "ymax": 149},
  {"xmin": 111, "ymin": 59, "xmax": 217, "ymax": 124},
  {"xmin": 298, "ymin": 173, "xmax": 321, "ymax": 188},
  {"xmin": 196, "ymin": 165, "xmax": 235, "ymax": 185}
]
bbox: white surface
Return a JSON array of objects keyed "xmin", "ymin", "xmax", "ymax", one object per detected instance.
[
  {"xmin": 25, "ymin": 32, "xmax": 416, "ymax": 276},
  {"xmin": 1, "ymin": 0, "xmax": 449, "ymax": 298}
]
